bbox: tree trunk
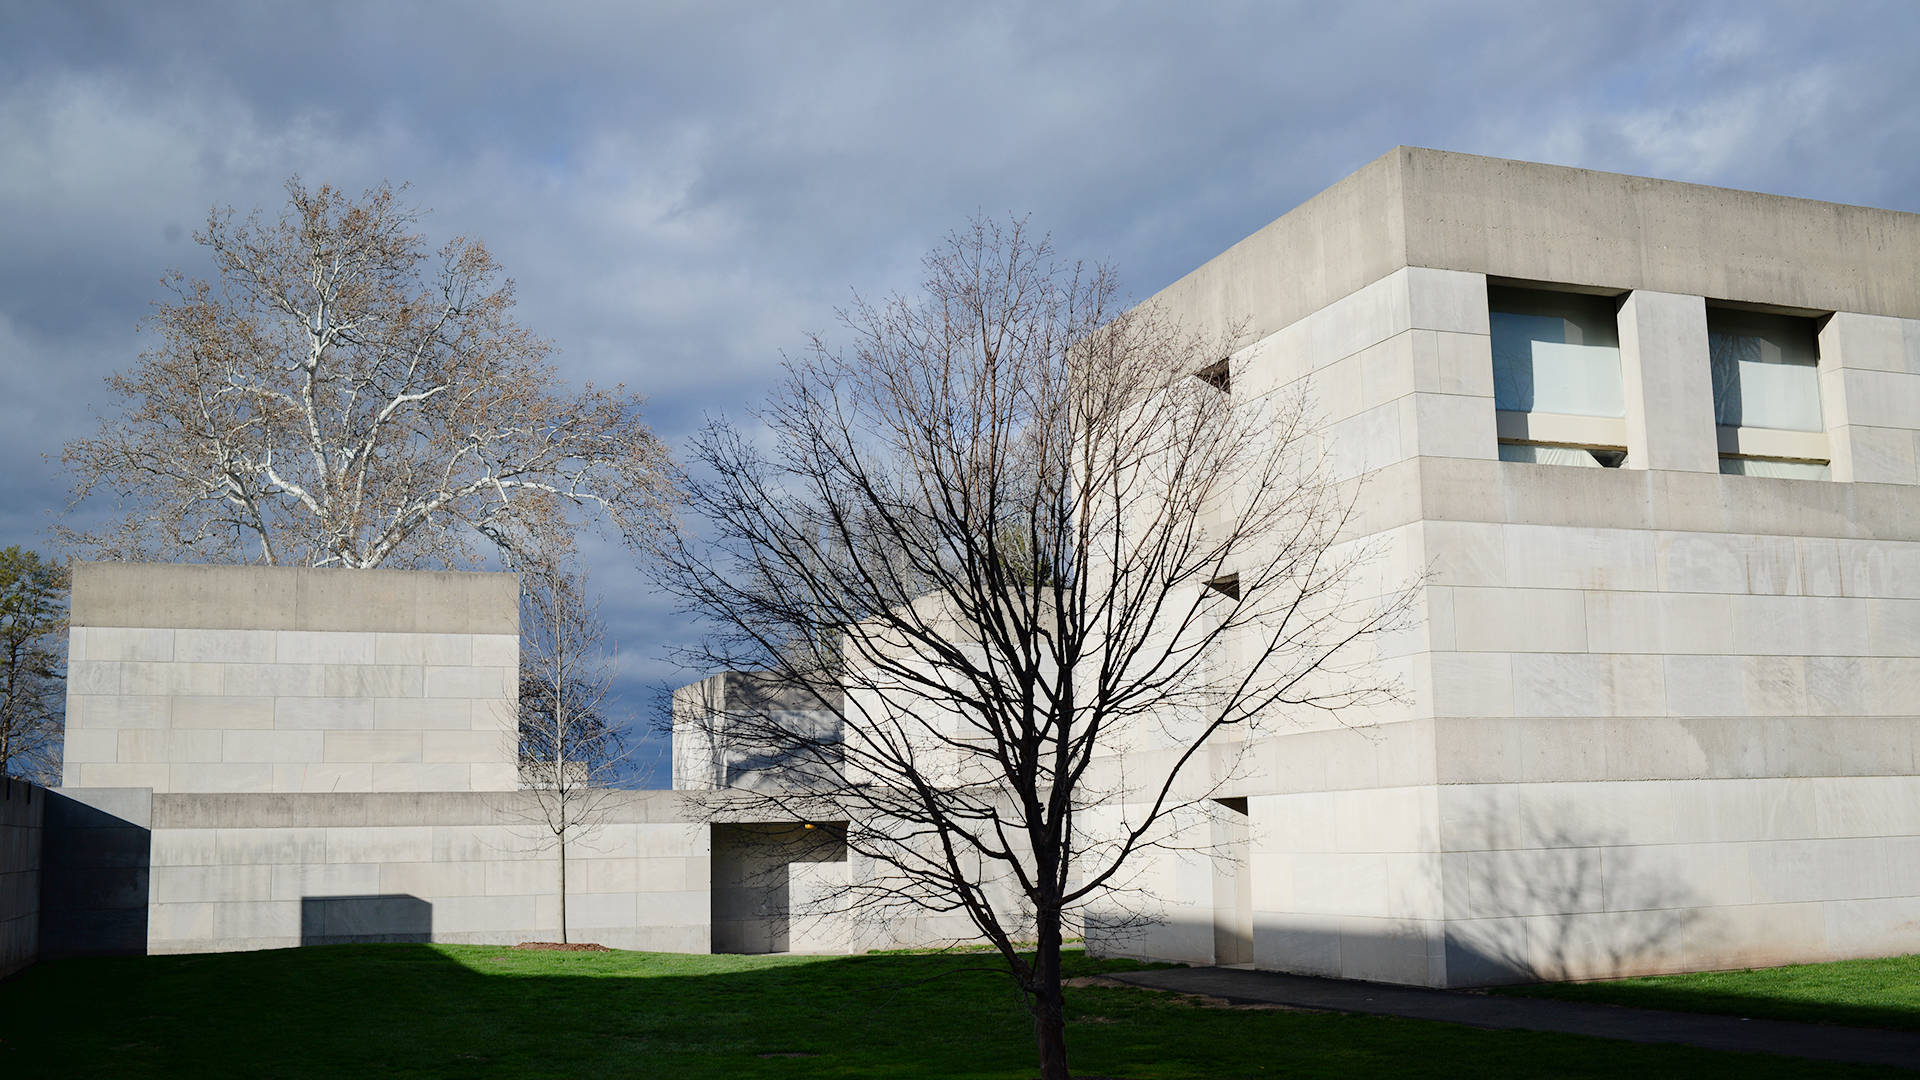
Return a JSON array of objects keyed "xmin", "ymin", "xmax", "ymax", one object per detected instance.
[
  {"xmin": 558, "ymin": 831, "xmax": 569, "ymax": 945},
  {"xmin": 1032, "ymin": 910, "xmax": 1069, "ymax": 1080}
]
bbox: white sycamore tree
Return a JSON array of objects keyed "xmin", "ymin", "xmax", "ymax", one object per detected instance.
[{"xmin": 63, "ymin": 179, "xmax": 675, "ymax": 572}]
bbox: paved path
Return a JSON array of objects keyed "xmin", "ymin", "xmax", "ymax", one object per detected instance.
[{"xmin": 1108, "ymin": 966, "xmax": 1920, "ymax": 1070}]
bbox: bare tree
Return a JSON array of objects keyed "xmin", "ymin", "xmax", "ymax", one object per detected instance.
[
  {"xmin": 63, "ymin": 179, "xmax": 675, "ymax": 571},
  {"xmin": 0, "ymin": 547, "xmax": 67, "ymax": 784},
  {"xmin": 655, "ymin": 219, "xmax": 1410, "ymax": 1080},
  {"xmin": 516, "ymin": 567, "xmax": 628, "ymax": 944}
]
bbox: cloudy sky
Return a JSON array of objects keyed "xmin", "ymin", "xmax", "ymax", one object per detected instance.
[{"xmin": 5, "ymin": 1, "xmax": 1918, "ymax": 783}]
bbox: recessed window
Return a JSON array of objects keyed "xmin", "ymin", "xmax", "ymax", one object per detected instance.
[
  {"xmin": 1488, "ymin": 285, "xmax": 1629, "ymax": 467},
  {"xmin": 1204, "ymin": 573, "xmax": 1240, "ymax": 600},
  {"xmin": 1707, "ymin": 307, "xmax": 1829, "ymax": 478},
  {"xmin": 1196, "ymin": 359, "xmax": 1230, "ymax": 393}
]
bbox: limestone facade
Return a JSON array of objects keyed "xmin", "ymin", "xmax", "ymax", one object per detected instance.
[
  {"xmin": 62, "ymin": 564, "xmax": 520, "ymax": 793},
  {"xmin": 1090, "ymin": 148, "xmax": 1920, "ymax": 986}
]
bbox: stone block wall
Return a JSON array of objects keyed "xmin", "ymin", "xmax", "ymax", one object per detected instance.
[
  {"xmin": 0, "ymin": 777, "xmax": 44, "ymax": 978},
  {"xmin": 1089, "ymin": 149, "xmax": 1920, "ymax": 987},
  {"xmin": 63, "ymin": 563, "xmax": 519, "ymax": 793},
  {"xmin": 144, "ymin": 791, "xmax": 709, "ymax": 953}
]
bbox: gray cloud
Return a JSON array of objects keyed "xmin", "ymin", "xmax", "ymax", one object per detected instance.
[{"xmin": 5, "ymin": 0, "xmax": 1919, "ymax": 782}]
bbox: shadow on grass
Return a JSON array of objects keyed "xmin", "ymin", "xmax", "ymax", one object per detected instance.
[{"xmin": 0, "ymin": 945, "xmax": 1905, "ymax": 1079}]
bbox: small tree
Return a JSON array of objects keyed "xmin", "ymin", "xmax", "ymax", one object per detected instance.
[
  {"xmin": 0, "ymin": 547, "xmax": 67, "ymax": 784},
  {"xmin": 63, "ymin": 179, "xmax": 675, "ymax": 571},
  {"xmin": 656, "ymin": 219, "xmax": 1409, "ymax": 1079},
  {"xmin": 517, "ymin": 567, "xmax": 628, "ymax": 944}
]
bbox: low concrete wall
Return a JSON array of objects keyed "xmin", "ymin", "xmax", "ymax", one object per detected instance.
[
  {"xmin": 0, "ymin": 777, "xmax": 45, "ymax": 978},
  {"xmin": 146, "ymin": 791, "xmax": 709, "ymax": 953}
]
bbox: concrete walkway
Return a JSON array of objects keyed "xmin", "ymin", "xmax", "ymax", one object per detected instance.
[{"xmin": 1108, "ymin": 966, "xmax": 1920, "ymax": 1070}]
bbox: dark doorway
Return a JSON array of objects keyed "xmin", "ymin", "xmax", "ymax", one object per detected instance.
[{"xmin": 1211, "ymin": 797, "xmax": 1253, "ymax": 967}]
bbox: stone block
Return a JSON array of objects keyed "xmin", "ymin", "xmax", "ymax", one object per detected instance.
[
  {"xmin": 374, "ymin": 698, "xmax": 474, "ymax": 731},
  {"xmin": 374, "ymin": 632, "xmax": 472, "ymax": 666},
  {"xmin": 470, "ymin": 635, "xmax": 519, "ymax": 669},
  {"xmin": 280, "ymin": 764, "xmax": 374, "ymax": 792},
  {"xmin": 371, "ymin": 764, "xmax": 472, "ymax": 792},
  {"xmin": 270, "ymin": 861, "xmax": 381, "ymax": 901},
  {"xmin": 425, "ymin": 666, "xmax": 514, "ymax": 700},
  {"xmin": 214, "ymin": 827, "xmax": 329, "ymax": 865},
  {"xmin": 222, "ymin": 730, "xmax": 325, "ymax": 764},
  {"xmin": 223, "ymin": 663, "xmax": 326, "ymax": 698},
  {"xmin": 1583, "ymin": 592, "xmax": 1733, "ymax": 655},
  {"xmin": 1430, "ymin": 652, "xmax": 1515, "ymax": 717},
  {"xmin": 169, "ymin": 696, "xmax": 275, "ymax": 730},
  {"xmin": 1411, "ymin": 329, "xmax": 1494, "ymax": 399},
  {"xmin": 117, "ymin": 729, "xmax": 221, "ymax": 764},
  {"xmin": 422, "ymin": 731, "xmax": 507, "ymax": 764},
  {"xmin": 173, "ymin": 629, "xmax": 277, "ymax": 663},
  {"xmin": 66, "ymin": 660, "xmax": 125, "ymax": 696},
  {"xmin": 433, "ymin": 893, "xmax": 538, "ymax": 934},
  {"xmin": 62, "ymin": 729, "xmax": 117, "ymax": 764},
  {"xmin": 1405, "ymin": 267, "xmax": 1489, "ymax": 335},
  {"xmin": 72, "ymin": 763, "xmax": 170, "ymax": 789},
  {"xmin": 325, "ymin": 827, "xmax": 435, "ymax": 864},
  {"xmin": 378, "ymin": 860, "xmax": 487, "ymax": 897},
  {"xmin": 1731, "ymin": 595, "xmax": 1870, "ymax": 657},
  {"xmin": 323, "ymin": 731, "xmax": 423, "ymax": 764},
  {"xmin": 1512, "ymin": 653, "xmax": 1662, "ymax": 719},
  {"xmin": 274, "ymin": 698, "xmax": 376, "ymax": 731},
  {"xmin": 150, "ymin": 829, "xmax": 218, "ymax": 867},
  {"xmin": 275, "ymin": 630, "xmax": 376, "ymax": 665},
  {"xmin": 567, "ymin": 891, "xmax": 638, "ymax": 930},
  {"xmin": 1450, "ymin": 588, "xmax": 1586, "ymax": 653},
  {"xmin": 68, "ymin": 694, "xmax": 171, "ymax": 731},
  {"xmin": 212, "ymin": 900, "xmax": 300, "ymax": 941},
  {"xmin": 121, "ymin": 661, "xmax": 225, "ymax": 697},
  {"xmin": 1869, "ymin": 598, "xmax": 1920, "ymax": 657},
  {"xmin": 1408, "ymin": 392, "xmax": 1497, "ymax": 460},
  {"xmin": 467, "ymin": 763, "xmax": 519, "ymax": 791},
  {"xmin": 485, "ymin": 858, "xmax": 555, "ymax": 897},
  {"xmin": 147, "ymin": 901, "xmax": 216, "ymax": 944},
  {"xmin": 172, "ymin": 759, "xmax": 277, "ymax": 793},
  {"xmin": 1837, "ymin": 368, "xmax": 1920, "ymax": 431},
  {"xmin": 78, "ymin": 627, "xmax": 176, "ymax": 662},
  {"xmin": 151, "ymin": 863, "xmax": 274, "ymax": 904},
  {"xmin": 320, "ymin": 665, "xmax": 425, "ymax": 699}
]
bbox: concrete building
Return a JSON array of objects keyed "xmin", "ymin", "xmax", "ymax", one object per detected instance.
[
  {"xmin": 62, "ymin": 563, "xmax": 521, "ymax": 794},
  {"xmin": 13, "ymin": 149, "xmax": 1920, "ymax": 990},
  {"xmin": 1085, "ymin": 147, "xmax": 1920, "ymax": 986}
]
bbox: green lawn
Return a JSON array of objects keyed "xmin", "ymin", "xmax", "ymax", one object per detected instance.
[
  {"xmin": 1496, "ymin": 953, "xmax": 1920, "ymax": 1032},
  {"xmin": 0, "ymin": 945, "xmax": 1906, "ymax": 1078}
]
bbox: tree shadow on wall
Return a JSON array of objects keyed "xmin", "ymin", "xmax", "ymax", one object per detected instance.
[{"xmin": 1441, "ymin": 804, "xmax": 1706, "ymax": 986}]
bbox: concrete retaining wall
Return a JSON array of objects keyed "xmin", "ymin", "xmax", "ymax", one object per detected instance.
[
  {"xmin": 0, "ymin": 777, "xmax": 44, "ymax": 978},
  {"xmin": 145, "ymin": 791, "xmax": 708, "ymax": 953}
]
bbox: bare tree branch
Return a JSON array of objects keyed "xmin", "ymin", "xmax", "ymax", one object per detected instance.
[
  {"xmin": 655, "ymin": 217, "xmax": 1413, "ymax": 1080},
  {"xmin": 61, "ymin": 178, "xmax": 677, "ymax": 572}
]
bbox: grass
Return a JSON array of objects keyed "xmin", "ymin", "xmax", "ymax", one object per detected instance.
[
  {"xmin": 0, "ymin": 945, "xmax": 1908, "ymax": 1078},
  {"xmin": 1495, "ymin": 953, "xmax": 1920, "ymax": 1033}
]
